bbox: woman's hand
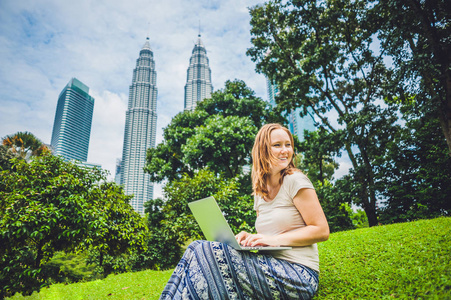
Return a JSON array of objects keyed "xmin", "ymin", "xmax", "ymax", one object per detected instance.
[
  {"xmin": 235, "ymin": 231, "xmax": 251, "ymax": 245},
  {"xmin": 235, "ymin": 232, "xmax": 280, "ymax": 247}
]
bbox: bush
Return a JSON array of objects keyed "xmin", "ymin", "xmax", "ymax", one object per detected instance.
[
  {"xmin": 43, "ymin": 252, "xmax": 99, "ymax": 284},
  {"xmin": 0, "ymin": 154, "xmax": 147, "ymax": 297}
]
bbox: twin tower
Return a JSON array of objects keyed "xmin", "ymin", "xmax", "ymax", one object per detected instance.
[{"xmin": 120, "ymin": 35, "xmax": 213, "ymax": 214}]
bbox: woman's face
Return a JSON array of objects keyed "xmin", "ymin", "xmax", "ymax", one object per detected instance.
[{"xmin": 269, "ymin": 128, "xmax": 293, "ymax": 174}]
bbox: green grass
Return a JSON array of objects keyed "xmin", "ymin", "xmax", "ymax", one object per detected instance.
[
  {"xmin": 315, "ymin": 217, "xmax": 451, "ymax": 299},
  {"xmin": 8, "ymin": 217, "xmax": 451, "ymax": 299},
  {"xmin": 7, "ymin": 269, "xmax": 173, "ymax": 300}
]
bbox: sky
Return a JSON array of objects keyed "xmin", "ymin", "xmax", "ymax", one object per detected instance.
[{"xmin": 0, "ymin": 0, "xmax": 351, "ymax": 199}]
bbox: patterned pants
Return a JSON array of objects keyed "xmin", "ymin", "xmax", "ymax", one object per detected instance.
[{"xmin": 159, "ymin": 240, "xmax": 319, "ymax": 300}]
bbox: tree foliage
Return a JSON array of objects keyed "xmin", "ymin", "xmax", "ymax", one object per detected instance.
[
  {"xmin": 145, "ymin": 79, "xmax": 283, "ymax": 183},
  {"xmin": 294, "ymin": 131, "xmax": 354, "ymax": 232},
  {"xmin": 40, "ymin": 251, "xmax": 100, "ymax": 284},
  {"xmin": 373, "ymin": 0, "xmax": 451, "ymax": 154},
  {"xmin": 182, "ymin": 115, "xmax": 257, "ymax": 178},
  {"xmin": 142, "ymin": 80, "xmax": 276, "ymax": 268},
  {"xmin": 247, "ymin": 0, "xmax": 398, "ymax": 226},
  {"xmin": 2, "ymin": 131, "xmax": 50, "ymax": 160},
  {"xmin": 0, "ymin": 145, "xmax": 16, "ymax": 171},
  {"xmin": 134, "ymin": 169, "xmax": 255, "ymax": 270},
  {"xmin": 378, "ymin": 99, "xmax": 451, "ymax": 223},
  {"xmin": 296, "ymin": 128, "xmax": 340, "ymax": 184},
  {"xmin": 0, "ymin": 154, "xmax": 147, "ymax": 297},
  {"xmin": 313, "ymin": 179, "xmax": 355, "ymax": 233}
]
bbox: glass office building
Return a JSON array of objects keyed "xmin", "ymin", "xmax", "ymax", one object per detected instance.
[
  {"xmin": 266, "ymin": 79, "xmax": 315, "ymax": 141},
  {"xmin": 50, "ymin": 78, "xmax": 94, "ymax": 162},
  {"xmin": 184, "ymin": 34, "xmax": 213, "ymax": 111},
  {"xmin": 120, "ymin": 37, "xmax": 157, "ymax": 214}
]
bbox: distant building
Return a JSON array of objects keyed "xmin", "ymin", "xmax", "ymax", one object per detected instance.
[
  {"xmin": 287, "ymin": 109, "xmax": 316, "ymax": 142},
  {"xmin": 266, "ymin": 79, "xmax": 315, "ymax": 141},
  {"xmin": 267, "ymin": 78, "xmax": 278, "ymax": 107},
  {"xmin": 120, "ymin": 37, "xmax": 157, "ymax": 214},
  {"xmin": 76, "ymin": 161, "xmax": 102, "ymax": 169},
  {"xmin": 184, "ymin": 34, "xmax": 213, "ymax": 111},
  {"xmin": 50, "ymin": 78, "xmax": 94, "ymax": 161},
  {"xmin": 115, "ymin": 158, "xmax": 121, "ymax": 185}
]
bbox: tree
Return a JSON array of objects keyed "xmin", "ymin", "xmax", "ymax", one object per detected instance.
[
  {"xmin": 160, "ymin": 169, "xmax": 255, "ymax": 240},
  {"xmin": 132, "ymin": 169, "xmax": 255, "ymax": 271},
  {"xmin": 182, "ymin": 115, "xmax": 257, "ymax": 178},
  {"xmin": 145, "ymin": 79, "xmax": 283, "ymax": 183},
  {"xmin": 294, "ymin": 130, "xmax": 353, "ymax": 232},
  {"xmin": 247, "ymin": 0, "xmax": 398, "ymax": 226},
  {"xmin": 378, "ymin": 98, "xmax": 451, "ymax": 223},
  {"xmin": 2, "ymin": 131, "xmax": 49, "ymax": 160},
  {"xmin": 296, "ymin": 128, "xmax": 340, "ymax": 184},
  {"xmin": 0, "ymin": 145, "xmax": 16, "ymax": 170},
  {"xmin": 142, "ymin": 80, "xmax": 279, "ymax": 269},
  {"xmin": 313, "ymin": 179, "xmax": 355, "ymax": 233},
  {"xmin": 374, "ymin": 0, "xmax": 451, "ymax": 154},
  {"xmin": 0, "ymin": 154, "xmax": 147, "ymax": 297}
]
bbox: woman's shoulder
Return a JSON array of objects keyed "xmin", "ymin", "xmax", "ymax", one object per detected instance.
[
  {"xmin": 283, "ymin": 170, "xmax": 314, "ymax": 190},
  {"xmin": 285, "ymin": 170, "xmax": 309, "ymax": 181}
]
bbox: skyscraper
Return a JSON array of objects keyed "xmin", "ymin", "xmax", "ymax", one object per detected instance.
[
  {"xmin": 184, "ymin": 34, "xmax": 213, "ymax": 111},
  {"xmin": 267, "ymin": 78, "xmax": 278, "ymax": 107},
  {"xmin": 50, "ymin": 77, "xmax": 94, "ymax": 162},
  {"xmin": 287, "ymin": 108, "xmax": 316, "ymax": 142},
  {"xmin": 114, "ymin": 158, "xmax": 122, "ymax": 185},
  {"xmin": 120, "ymin": 37, "xmax": 158, "ymax": 214},
  {"xmin": 266, "ymin": 79, "xmax": 315, "ymax": 141}
]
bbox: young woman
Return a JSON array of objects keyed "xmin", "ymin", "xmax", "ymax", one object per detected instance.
[{"xmin": 160, "ymin": 123, "xmax": 329, "ymax": 300}]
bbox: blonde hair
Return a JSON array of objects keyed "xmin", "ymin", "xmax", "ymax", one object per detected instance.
[{"xmin": 251, "ymin": 123, "xmax": 298, "ymax": 198}]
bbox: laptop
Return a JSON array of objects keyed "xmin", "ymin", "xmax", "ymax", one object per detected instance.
[{"xmin": 188, "ymin": 196, "xmax": 291, "ymax": 251}]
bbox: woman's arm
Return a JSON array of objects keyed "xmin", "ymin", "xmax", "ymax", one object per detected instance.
[{"xmin": 240, "ymin": 188, "xmax": 329, "ymax": 247}]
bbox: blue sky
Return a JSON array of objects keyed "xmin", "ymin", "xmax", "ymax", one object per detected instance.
[{"xmin": 0, "ymin": 0, "xmax": 351, "ymax": 198}]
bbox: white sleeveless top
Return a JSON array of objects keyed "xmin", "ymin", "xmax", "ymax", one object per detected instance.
[{"xmin": 254, "ymin": 171, "xmax": 319, "ymax": 272}]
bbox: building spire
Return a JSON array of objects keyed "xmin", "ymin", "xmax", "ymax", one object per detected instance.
[
  {"xmin": 142, "ymin": 22, "xmax": 152, "ymax": 51},
  {"xmin": 196, "ymin": 21, "xmax": 203, "ymax": 47},
  {"xmin": 142, "ymin": 36, "xmax": 152, "ymax": 51}
]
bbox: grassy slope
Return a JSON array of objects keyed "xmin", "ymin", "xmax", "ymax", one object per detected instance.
[
  {"xmin": 315, "ymin": 217, "xmax": 451, "ymax": 299},
  {"xmin": 8, "ymin": 217, "xmax": 451, "ymax": 299}
]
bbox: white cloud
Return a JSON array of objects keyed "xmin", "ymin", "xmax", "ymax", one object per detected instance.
[
  {"xmin": 335, "ymin": 160, "xmax": 353, "ymax": 180},
  {"xmin": 0, "ymin": 0, "xmax": 267, "ymax": 199},
  {"xmin": 88, "ymin": 89, "xmax": 127, "ymax": 178}
]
